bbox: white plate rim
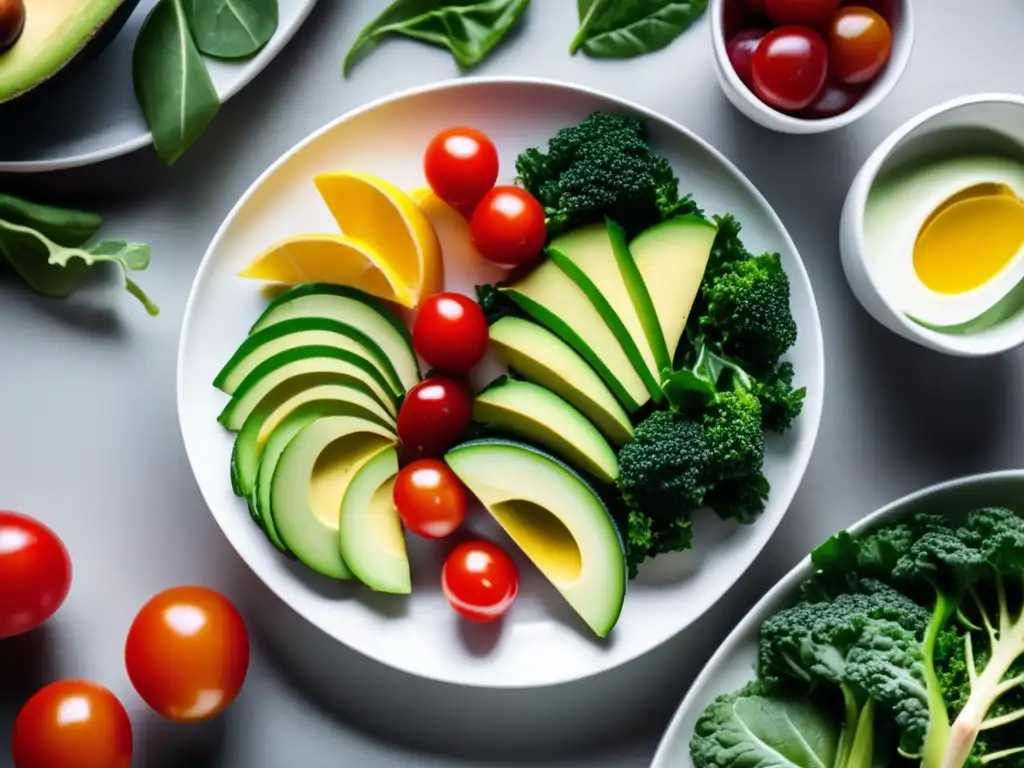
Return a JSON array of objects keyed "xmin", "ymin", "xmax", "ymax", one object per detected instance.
[
  {"xmin": 176, "ymin": 75, "xmax": 826, "ymax": 688},
  {"xmin": 0, "ymin": 0, "xmax": 320, "ymax": 173},
  {"xmin": 650, "ymin": 468, "xmax": 1024, "ymax": 767}
]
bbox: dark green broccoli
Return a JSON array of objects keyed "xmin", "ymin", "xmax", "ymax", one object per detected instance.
[
  {"xmin": 754, "ymin": 361, "xmax": 807, "ymax": 434},
  {"xmin": 704, "ymin": 471, "xmax": 769, "ymax": 525},
  {"xmin": 703, "ymin": 389, "xmax": 764, "ymax": 481},
  {"xmin": 474, "ymin": 283, "xmax": 524, "ymax": 325},
  {"xmin": 515, "ymin": 111, "xmax": 700, "ymax": 238},
  {"xmin": 703, "ymin": 213, "xmax": 752, "ymax": 279}
]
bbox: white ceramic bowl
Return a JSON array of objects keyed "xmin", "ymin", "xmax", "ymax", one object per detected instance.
[
  {"xmin": 177, "ymin": 77, "xmax": 824, "ymax": 688},
  {"xmin": 710, "ymin": 0, "xmax": 914, "ymax": 134},
  {"xmin": 651, "ymin": 469, "xmax": 1024, "ymax": 767},
  {"xmin": 840, "ymin": 93, "xmax": 1024, "ymax": 356}
]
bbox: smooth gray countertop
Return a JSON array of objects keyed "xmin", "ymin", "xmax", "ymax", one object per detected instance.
[{"xmin": 1, "ymin": 1, "xmax": 1021, "ymax": 766}]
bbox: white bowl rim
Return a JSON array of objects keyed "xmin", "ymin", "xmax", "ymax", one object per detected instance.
[
  {"xmin": 176, "ymin": 75, "xmax": 826, "ymax": 688},
  {"xmin": 844, "ymin": 91, "xmax": 1024, "ymax": 357},
  {"xmin": 650, "ymin": 467, "xmax": 1024, "ymax": 766},
  {"xmin": 710, "ymin": 0, "xmax": 916, "ymax": 132}
]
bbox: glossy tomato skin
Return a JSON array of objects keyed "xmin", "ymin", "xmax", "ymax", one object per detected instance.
[
  {"xmin": 12, "ymin": 679, "xmax": 132, "ymax": 768},
  {"xmin": 828, "ymin": 6, "xmax": 892, "ymax": 84},
  {"xmin": 470, "ymin": 186, "xmax": 547, "ymax": 268},
  {"xmin": 424, "ymin": 127, "xmax": 499, "ymax": 212},
  {"xmin": 396, "ymin": 377, "xmax": 473, "ymax": 459},
  {"xmin": 442, "ymin": 540, "xmax": 519, "ymax": 622},
  {"xmin": 0, "ymin": 510, "xmax": 72, "ymax": 639},
  {"xmin": 764, "ymin": 0, "xmax": 839, "ymax": 27},
  {"xmin": 412, "ymin": 293, "xmax": 489, "ymax": 375},
  {"xmin": 125, "ymin": 586, "xmax": 249, "ymax": 723},
  {"xmin": 727, "ymin": 29, "xmax": 768, "ymax": 88},
  {"xmin": 752, "ymin": 26, "xmax": 829, "ymax": 112},
  {"xmin": 393, "ymin": 459, "xmax": 467, "ymax": 539}
]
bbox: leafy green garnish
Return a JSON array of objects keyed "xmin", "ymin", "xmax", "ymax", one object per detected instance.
[
  {"xmin": 569, "ymin": 0, "xmax": 709, "ymax": 59},
  {"xmin": 185, "ymin": 0, "xmax": 279, "ymax": 59}
]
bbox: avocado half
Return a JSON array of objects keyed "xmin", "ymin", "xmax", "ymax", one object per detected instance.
[{"xmin": 0, "ymin": 0, "xmax": 142, "ymax": 106}]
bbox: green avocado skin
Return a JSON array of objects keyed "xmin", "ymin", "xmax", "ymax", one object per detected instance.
[{"xmin": 0, "ymin": 0, "xmax": 143, "ymax": 109}]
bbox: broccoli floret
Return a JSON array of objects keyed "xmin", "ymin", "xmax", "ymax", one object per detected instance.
[
  {"xmin": 704, "ymin": 471, "xmax": 769, "ymax": 525},
  {"xmin": 474, "ymin": 283, "xmax": 523, "ymax": 325},
  {"xmin": 703, "ymin": 389, "xmax": 764, "ymax": 481},
  {"xmin": 754, "ymin": 361, "xmax": 806, "ymax": 434},
  {"xmin": 704, "ymin": 213, "xmax": 752, "ymax": 279},
  {"xmin": 515, "ymin": 111, "xmax": 699, "ymax": 238}
]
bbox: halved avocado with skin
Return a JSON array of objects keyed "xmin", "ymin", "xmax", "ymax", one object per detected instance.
[
  {"xmin": 339, "ymin": 447, "xmax": 410, "ymax": 595},
  {"xmin": 270, "ymin": 415, "xmax": 395, "ymax": 579},
  {"xmin": 445, "ymin": 439, "xmax": 626, "ymax": 638},
  {"xmin": 0, "ymin": 0, "xmax": 142, "ymax": 105},
  {"xmin": 251, "ymin": 284, "xmax": 419, "ymax": 393}
]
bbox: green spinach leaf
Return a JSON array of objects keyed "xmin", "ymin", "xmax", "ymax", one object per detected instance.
[
  {"xmin": 133, "ymin": 0, "xmax": 221, "ymax": 165},
  {"xmin": 570, "ymin": 0, "xmax": 708, "ymax": 59},
  {"xmin": 0, "ymin": 195, "xmax": 102, "ymax": 246},
  {"xmin": 344, "ymin": 0, "xmax": 531, "ymax": 76},
  {"xmin": 185, "ymin": 0, "xmax": 278, "ymax": 59}
]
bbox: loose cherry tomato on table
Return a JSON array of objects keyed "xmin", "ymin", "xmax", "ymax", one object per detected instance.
[
  {"xmin": 393, "ymin": 459, "xmax": 467, "ymax": 539},
  {"xmin": 12, "ymin": 679, "xmax": 132, "ymax": 768},
  {"xmin": 764, "ymin": 0, "xmax": 839, "ymax": 27},
  {"xmin": 442, "ymin": 540, "xmax": 519, "ymax": 622},
  {"xmin": 396, "ymin": 377, "xmax": 473, "ymax": 458},
  {"xmin": 412, "ymin": 292, "xmax": 489, "ymax": 375},
  {"xmin": 470, "ymin": 186, "xmax": 547, "ymax": 268},
  {"xmin": 828, "ymin": 6, "xmax": 892, "ymax": 84},
  {"xmin": 125, "ymin": 585, "xmax": 249, "ymax": 723},
  {"xmin": 752, "ymin": 26, "xmax": 829, "ymax": 112},
  {"xmin": 0, "ymin": 510, "xmax": 72, "ymax": 639},
  {"xmin": 726, "ymin": 29, "xmax": 768, "ymax": 88},
  {"xmin": 424, "ymin": 127, "xmax": 499, "ymax": 213}
]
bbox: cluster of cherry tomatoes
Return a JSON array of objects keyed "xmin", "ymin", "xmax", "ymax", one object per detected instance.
[
  {"xmin": 1, "ymin": 510, "xmax": 249, "ymax": 768},
  {"xmin": 725, "ymin": 0, "xmax": 894, "ymax": 119}
]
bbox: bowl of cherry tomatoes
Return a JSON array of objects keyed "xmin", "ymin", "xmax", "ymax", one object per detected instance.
[{"xmin": 712, "ymin": 0, "xmax": 914, "ymax": 133}]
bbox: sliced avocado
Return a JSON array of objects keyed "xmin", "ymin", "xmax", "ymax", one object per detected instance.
[
  {"xmin": 0, "ymin": 0, "xmax": 141, "ymax": 105},
  {"xmin": 218, "ymin": 345, "xmax": 398, "ymax": 431},
  {"xmin": 489, "ymin": 317, "xmax": 634, "ymax": 447},
  {"xmin": 502, "ymin": 259, "xmax": 649, "ymax": 413},
  {"xmin": 231, "ymin": 378, "xmax": 396, "ymax": 504},
  {"xmin": 546, "ymin": 219, "xmax": 665, "ymax": 400},
  {"xmin": 445, "ymin": 439, "xmax": 626, "ymax": 638},
  {"xmin": 251, "ymin": 284, "xmax": 419, "ymax": 393},
  {"xmin": 629, "ymin": 215, "xmax": 718, "ymax": 361},
  {"xmin": 216, "ymin": 317, "xmax": 407, "ymax": 398},
  {"xmin": 339, "ymin": 447, "xmax": 410, "ymax": 595},
  {"xmin": 270, "ymin": 415, "xmax": 395, "ymax": 579},
  {"xmin": 473, "ymin": 378, "xmax": 618, "ymax": 484}
]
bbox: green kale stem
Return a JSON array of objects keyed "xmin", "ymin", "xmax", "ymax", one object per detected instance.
[
  {"xmin": 922, "ymin": 594, "xmax": 956, "ymax": 768},
  {"xmin": 846, "ymin": 698, "xmax": 875, "ymax": 768}
]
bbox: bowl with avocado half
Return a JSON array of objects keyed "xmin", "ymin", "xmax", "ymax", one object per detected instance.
[{"xmin": 177, "ymin": 77, "xmax": 825, "ymax": 688}]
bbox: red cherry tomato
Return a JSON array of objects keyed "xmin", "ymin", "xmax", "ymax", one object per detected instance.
[
  {"xmin": 396, "ymin": 377, "xmax": 473, "ymax": 458},
  {"xmin": 393, "ymin": 459, "xmax": 467, "ymax": 539},
  {"xmin": 744, "ymin": 0, "xmax": 766, "ymax": 11},
  {"xmin": 828, "ymin": 6, "xmax": 892, "ymax": 84},
  {"xmin": 0, "ymin": 510, "xmax": 72, "ymax": 639},
  {"xmin": 424, "ymin": 127, "xmax": 499, "ymax": 212},
  {"xmin": 412, "ymin": 293, "xmax": 489, "ymax": 375},
  {"xmin": 752, "ymin": 26, "xmax": 829, "ymax": 112},
  {"xmin": 727, "ymin": 29, "xmax": 767, "ymax": 88},
  {"xmin": 442, "ymin": 540, "xmax": 519, "ymax": 622},
  {"xmin": 470, "ymin": 186, "xmax": 547, "ymax": 268},
  {"xmin": 12, "ymin": 680, "xmax": 132, "ymax": 768},
  {"xmin": 800, "ymin": 82, "xmax": 865, "ymax": 118},
  {"xmin": 125, "ymin": 586, "xmax": 249, "ymax": 723},
  {"xmin": 764, "ymin": 0, "xmax": 840, "ymax": 27}
]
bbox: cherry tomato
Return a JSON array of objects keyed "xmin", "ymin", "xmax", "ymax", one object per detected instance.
[
  {"xmin": 800, "ymin": 82, "xmax": 865, "ymax": 118},
  {"xmin": 828, "ymin": 6, "xmax": 892, "ymax": 84},
  {"xmin": 424, "ymin": 127, "xmax": 499, "ymax": 212},
  {"xmin": 412, "ymin": 293, "xmax": 489, "ymax": 375},
  {"xmin": 744, "ymin": 0, "xmax": 766, "ymax": 11},
  {"xmin": 125, "ymin": 586, "xmax": 249, "ymax": 723},
  {"xmin": 12, "ymin": 680, "xmax": 132, "ymax": 768},
  {"xmin": 727, "ymin": 29, "xmax": 767, "ymax": 88},
  {"xmin": 752, "ymin": 26, "xmax": 829, "ymax": 112},
  {"xmin": 470, "ymin": 186, "xmax": 547, "ymax": 268},
  {"xmin": 396, "ymin": 377, "xmax": 473, "ymax": 458},
  {"xmin": 442, "ymin": 540, "xmax": 519, "ymax": 622},
  {"xmin": 764, "ymin": 0, "xmax": 840, "ymax": 27},
  {"xmin": 0, "ymin": 510, "xmax": 72, "ymax": 639},
  {"xmin": 393, "ymin": 459, "xmax": 467, "ymax": 539}
]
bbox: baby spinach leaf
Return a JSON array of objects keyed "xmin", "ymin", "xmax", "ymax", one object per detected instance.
[
  {"xmin": 0, "ymin": 195, "xmax": 102, "ymax": 246},
  {"xmin": 570, "ymin": 0, "xmax": 708, "ymax": 59},
  {"xmin": 344, "ymin": 0, "xmax": 531, "ymax": 76},
  {"xmin": 133, "ymin": 0, "xmax": 221, "ymax": 165},
  {"xmin": 185, "ymin": 0, "xmax": 279, "ymax": 59}
]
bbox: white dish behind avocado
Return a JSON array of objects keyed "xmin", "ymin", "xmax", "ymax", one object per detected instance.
[{"xmin": 177, "ymin": 79, "xmax": 823, "ymax": 688}]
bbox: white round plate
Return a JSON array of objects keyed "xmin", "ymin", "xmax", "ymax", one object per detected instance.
[
  {"xmin": 650, "ymin": 470, "xmax": 1024, "ymax": 767},
  {"xmin": 177, "ymin": 77, "xmax": 825, "ymax": 688},
  {"xmin": 0, "ymin": 0, "xmax": 318, "ymax": 172}
]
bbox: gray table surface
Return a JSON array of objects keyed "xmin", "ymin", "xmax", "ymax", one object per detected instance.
[{"xmin": 2, "ymin": 1, "xmax": 1021, "ymax": 765}]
